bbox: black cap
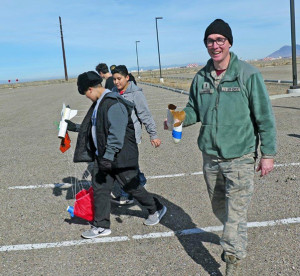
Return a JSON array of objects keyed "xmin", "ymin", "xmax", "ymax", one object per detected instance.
[
  {"xmin": 77, "ymin": 71, "xmax": 103, "ymax": 95},
  {"xmin": 204, "ymin": 19, "xmax": 233, "ymax": 46}
]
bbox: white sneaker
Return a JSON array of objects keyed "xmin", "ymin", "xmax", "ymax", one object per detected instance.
[
  {"xmin": 111, "ymin": 196, "xmax": 134, "ymax": 205},
  {"xmin": 144, "ymin": 206, "xmax": 167, "ymax": 226},
  {"xmin": 81, "ymin": 226, "xmax": 111, "ymax": 239}
]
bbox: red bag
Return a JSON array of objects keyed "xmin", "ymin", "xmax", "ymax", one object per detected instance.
[{"xmin": 67, "ymin": 187, "xmax": 94, "ymax": 221}]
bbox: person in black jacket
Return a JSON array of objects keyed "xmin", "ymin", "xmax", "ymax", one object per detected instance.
[
  {"xmin": 73, "ymin": 71, "xmax": 167, "ymax": 239},
  {"xmin": 95, "ymin": 63, "xmax": 115, "ymax": 90}
]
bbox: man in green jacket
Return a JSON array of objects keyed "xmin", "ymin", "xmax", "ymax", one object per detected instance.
[{"xmin": 168, "ymin": 19, "xmax": 276, "ymax": 275}]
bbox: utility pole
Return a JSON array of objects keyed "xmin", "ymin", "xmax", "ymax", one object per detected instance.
[
  {"xmin": 59, "ymin": 16, "xmax": 68, "ymax": 81},
  {"xmin": 288, "ymin": 0, "xmax": 300, "ymax": 93},
  {"xmin": 135, "ymin": 41, "xmax": 140, "ymax": 78},
  {"xmin": 155, "ymin": 17, "xmax": 163, "ymax": 83}
]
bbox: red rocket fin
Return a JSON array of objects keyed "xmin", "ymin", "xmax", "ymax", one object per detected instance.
[{"xmin": 60, "ymin": 131, "xmax": 71, "ymax": 153}]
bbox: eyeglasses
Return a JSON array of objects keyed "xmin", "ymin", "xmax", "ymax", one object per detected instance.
[{"xmin": 205, "ymin": 37, "xmax": 227, "ymax": 47}]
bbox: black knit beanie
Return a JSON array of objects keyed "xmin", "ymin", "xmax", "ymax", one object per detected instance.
[
  {"xmin": 204, "ymin": 19, "xmax": 233, "ymax": 46},
  {"xmin": 77, "ymin": 71, "xmax": 103, "ymax": 95}
]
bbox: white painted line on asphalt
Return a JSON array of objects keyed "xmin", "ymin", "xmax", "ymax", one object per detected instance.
[
  {"xmin": 178, "ymin": 225, "xmax": 224, "ymax": 235},
  {"xmin": 132, "ymin": 225, "xmax": 224, "ymax": 240},
  {"xmin": 147, "ymin": 173, "xmax": 186, "ymax": 179},
  {"xmin": 247, "ymin": 217, "xmax": 300, "ymax": 227},
  {"xmin": 190, "ymin": 172, "xmax": 205, "ymax": 175},
  {"xmin": 7, "ymin": 162, "xmax": 300, "ymax": 190},
  {"xmin": 8, "ymin": 183, "xmax": 71, "ymax": 190},
  {"xmin": 0, "ymin": 236, "xmax": 129, "ymax": 252},
  {"xmin": 8, "ymin": 181, "xmax": 91, "ymax": 190},
  {"xmin": 274, "ymin": 162, "xmax": 300, "ymax": 167},
  {"xmin": 1, "ymin": 217, "xmax": 299, "ymax": 252},
  {"xmin": 133, "ymin": 217, "xmax": 300, "ymax": 240},
  {"xmin": 133, "ymin": 231, "xmax": 175, "ymax": 239}
]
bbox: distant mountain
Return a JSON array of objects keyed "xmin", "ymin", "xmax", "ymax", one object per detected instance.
[{"xmin": 267, "ymin": 45, "xmax": 300, "ymax": 58}]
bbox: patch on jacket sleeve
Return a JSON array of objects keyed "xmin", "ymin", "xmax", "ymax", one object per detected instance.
[{"xmin": 221, "ymin": 87, "xmax": 241, "ymax": 92}]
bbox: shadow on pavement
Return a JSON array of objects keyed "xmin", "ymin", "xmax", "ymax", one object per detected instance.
[
  {"xmin": 288, "ymin": 133, "xmax": 300, "ymax": 139},
  {"xmin": 111, "ymin": 194, "xmax": 222, "ymax": 276},
  {"xmin": 54, "ymin": 177, "xmax": 222, "ymax": 275},
  {"xmin": 52, "ymin": 176, "xmax": 91, "ymax": 200},
  {"xmin": 64, "ymin": 216, "xmax": 90, "ymax": 225},
  {"xmin": 53, "ymin": 176, "xmax": 92, "ymax": 226}
]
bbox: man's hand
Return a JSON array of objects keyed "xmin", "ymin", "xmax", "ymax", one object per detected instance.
[
  {"xmin": 99, "ymin": 158, "xmax": 113, "ymax": 172},
  {"xmin": 165, "ymin": 104, "xmax": 186, "ymax": 130},
  {"xmin": 171, "ymin": 110, "xmax": 186, "ymax": 127},
  {"xmin": 65, "ymin": 120, "xmax": 77, "ymax": 132},
  {"xmin": 256, "ymin": 158, "xmax": 274, "ymax": 177},
  {"xmin": 151, "ymin": 138, "xmax": 161, "ymax": 148}
]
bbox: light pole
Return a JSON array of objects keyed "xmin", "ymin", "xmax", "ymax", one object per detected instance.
[
  {"xmin": 288, "ymin": 0, "xmax": 300, "ymax": 93},
  {"xmin": 135, "ymin": 40, "xmax": 140, "ymax": 78},
  {"xmin": 155, "ymin": 17, "xmax": 163, "ymax": 83}
]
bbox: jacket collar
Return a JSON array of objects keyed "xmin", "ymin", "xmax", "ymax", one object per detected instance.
[
  {"xmin": 112, "ymin": 81, "xmax": 140, "ymax": 95},
  {"xmin": 200, "ymin": 52, "xmax": 240, "ymax": 82}
]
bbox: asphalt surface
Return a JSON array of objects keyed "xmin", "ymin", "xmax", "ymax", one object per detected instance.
[{"xmin": 0, "ymin": 82, "xmax": 299, "ymax": 276}]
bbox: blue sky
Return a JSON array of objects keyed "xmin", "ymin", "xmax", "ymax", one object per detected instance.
[{"xmin": 0, "ymin": 0, "xmax": 298, "ymax": 83}]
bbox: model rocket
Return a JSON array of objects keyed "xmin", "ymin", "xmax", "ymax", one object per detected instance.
[
  {"xmin": 166, "ymin": 104, "xmax": 185, "ymax": 143},
  {"xmin": 58, "ymin": 104, "xmax": 77, "ymax": 138},
  {"xmin": 58, "ymin": 104, "xmax": 77, "ymax": 153}
]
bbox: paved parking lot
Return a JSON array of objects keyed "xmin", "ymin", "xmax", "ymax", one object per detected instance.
[{"xmin": 0, "ymin": 82, "xmax": 299, "ymax": 275}]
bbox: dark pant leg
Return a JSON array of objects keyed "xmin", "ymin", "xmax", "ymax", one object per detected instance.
[
  {"xmin": 116, "ymin": 167, "xmax": 147, "ymax": 199},
  {"xmin": 92, "ymin": 161, "xmax": 114, "ymax": 229},
  {"xmin": 138, "ymin": 168, "xmax": 147, "ymax": 186},
  {"xmin": 116, "ymin": 168, "xmax": 162, "ymax": 214}
]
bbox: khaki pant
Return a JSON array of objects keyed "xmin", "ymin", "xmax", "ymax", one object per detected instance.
[{"xmin": 203, "ymin": 152, "xmax": 255, "ymax": 259}]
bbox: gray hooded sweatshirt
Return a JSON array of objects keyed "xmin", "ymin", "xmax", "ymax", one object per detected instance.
[{"xmin": 112, "ymin": 81, "xmax": 158, "ymax": 144}]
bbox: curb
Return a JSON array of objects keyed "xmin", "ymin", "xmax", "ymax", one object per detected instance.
[
  {"xmin": 138, "ymin": 81, "xmax": 300, "ymax": 101},
  {"xmin": 138, "ymin": 81, "xmax": 189, "ymax": 95}
]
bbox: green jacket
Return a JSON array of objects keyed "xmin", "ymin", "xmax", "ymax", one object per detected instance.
[{"xmin": 183, "ymin": 52, "xmax": 277, "ymax": 159}]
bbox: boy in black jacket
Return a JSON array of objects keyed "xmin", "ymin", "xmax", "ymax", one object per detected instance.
[
  {"xmin": 95, "ymin": 63, "xmax": 114, "ymax": 90},
  {"xmin": 73, "ymin": 71, "xmax": 166, "ymax": 239}
]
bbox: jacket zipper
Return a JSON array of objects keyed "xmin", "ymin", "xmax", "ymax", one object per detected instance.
[
  {"xmin": 208, "ymin": 77, "xmax": 219, "ymax": 150},
  {"xmin": 214, "ymin": 85, "xmax": 221, "ymax": 150},
  {"xmin": 213, "ymin": 76, "xmax": 238, "ymax": 154}
]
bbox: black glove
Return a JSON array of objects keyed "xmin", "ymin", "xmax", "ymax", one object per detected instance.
[
  {"xmin": 99, "ymin": 158, "xmax": 113, "ymax": 172},
  {"xmin": 65, "ymin": 120, "xmax": 77, "ymax": 132}
]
